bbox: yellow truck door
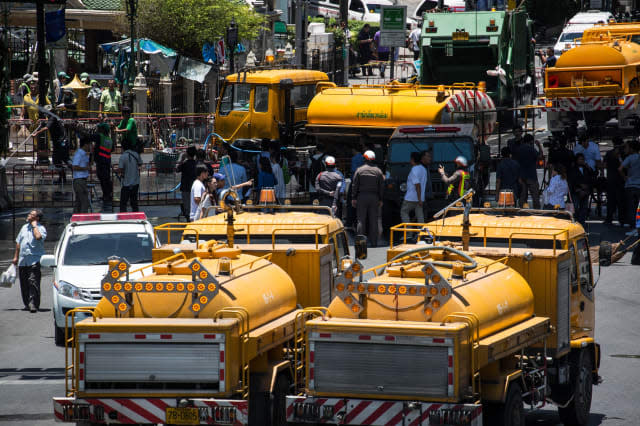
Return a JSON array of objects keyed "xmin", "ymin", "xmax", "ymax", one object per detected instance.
[
  {"xmin": 249, "ymin": 85, "xmax": 275, "ymax": 139},
  {"xmin": 217, "ymin": 82, "xmax": 252, "ymax": 140}
]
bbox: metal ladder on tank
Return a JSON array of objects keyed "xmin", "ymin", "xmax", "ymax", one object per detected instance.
[
  {"xmin": 215, "ymin": 307, "xmax": 251, "ymax": 399},
  {"xmin": 292, "ymin": 308, "xmax": 329, "ymax": 392},
  {"xmin": 63, "ymin": 307, "xmax": 97, "ymax": 397}
]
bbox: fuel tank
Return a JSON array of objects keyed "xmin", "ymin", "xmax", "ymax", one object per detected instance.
[
  {"xmin": 95, "ymin": 247, "xmax": 297, "ymax": 331},
  {"xmin": 329, "ymin": 252, "xmax": 534, "ymax": 339},
  {"xmin": 307, "ymin": 84, "xmax": 497, "ymax": 133},
  {"xmin": 556, "ymin": 41, "xmax": 640, "ymax": 67}
]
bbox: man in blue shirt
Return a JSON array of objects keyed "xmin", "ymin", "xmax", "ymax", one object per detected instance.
[
  {"xmin": 12, "ymin": 210, "xmax": 47, "ymax": 312},
  {"xmin": 72, "ymin": 138, "xmax": 91, "ymax": 213},
  {"xmin": 221, "ymin": 150, "xmax": 250, "ymax": 200}
]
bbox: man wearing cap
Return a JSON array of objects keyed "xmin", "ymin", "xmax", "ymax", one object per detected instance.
[
  {"xmin": 87, "ymin": 80, "xmax": 102, "ymax": 118},
  {"xmin": 54, "ymin": 71, "xmax": 70, "ymax": 104},
  {"xmin": 93, "ymin": 123, "xmax": 114, "ymax": 211},
  {"xmin": 114, "ymin": 106, "xmax": 138, "ymax": 152},
  {"xmin": 315, "ymin": 156, "xmax": 345, "ymax": 215},
  {"xmin": 439, "ymin": 156, "xmax": 471, "ymax": 201},
  {"xmin": 99, "ymin": 79, "xmax": 122, "ymax": 121},
  {"xmin": 80, "ymin": 72, "xmax": 90, "ymax": 85},
  {"xmin": 352, "ymin": 150, "xmax": 384, "ymax": 247}
]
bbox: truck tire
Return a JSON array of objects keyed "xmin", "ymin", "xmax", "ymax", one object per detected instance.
[
  {"xmin": 55, "ymin": 324, "xmax": 65, "ymax": 347},
  {"xmin": 271, "ymin": 373, "xmax": 290, "ymax": 426},
  {"xmin": 558, "ymin": 350, "xmax": 593, "ymax": 426},
  {"xmin": 485, "ymin": 382, "xmax": 524, "ymax": 426}
]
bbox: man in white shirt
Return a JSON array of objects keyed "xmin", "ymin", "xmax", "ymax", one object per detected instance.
[
  {"xmin": 573, "ymin": 134, "xmax": 602, "ymax": 172},
  {"xmin": 409, "ymin": 27, "xmax": 421, "ymax": 61},
  {"xmin": 190, "ymin": 165, "xmax": 209, "ymax": 221},
  {"xmin": 401, "ymin": 152, "xmax": 428, "ymax": 223},
  {"xmin": 71, "ymin": 138, "xmax": 91, "ymax": 213}
]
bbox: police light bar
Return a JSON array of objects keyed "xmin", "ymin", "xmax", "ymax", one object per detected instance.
[
  {"xmin": 71, "ymin": 212, "xmax": 147, "ymax": 222},
  {"xmin": 101, "ymin": 256, "xmax": 220, "ymax": 315},
  {"xmin": 399, "ymin": 126, "xmax": 461, "ymax": 134}
]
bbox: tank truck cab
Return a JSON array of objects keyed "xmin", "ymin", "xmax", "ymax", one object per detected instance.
[
  {"xmin": 388, "ymin": 197, "xmax": 604, "ymax": 425},
  {"xmin": 154, "ymin": 201, "xmax": 351, "ymax": 308},
  {"xmin": 383, "ymin": 124, "xmax": 478, "ymax": 229},
  {"xmin": 215, "ymin": 68, "xmax": 329, "ymax": 143}
]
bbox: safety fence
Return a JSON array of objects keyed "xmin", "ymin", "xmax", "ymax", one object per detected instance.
[{"xmin": 8, "ymin": 161, "xmax": 182, "ymax": 210}]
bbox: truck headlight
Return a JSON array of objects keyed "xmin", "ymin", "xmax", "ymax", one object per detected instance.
[
  {"xmin": 58, "ymin": 281, "xmax": 82, "ymax": 300},
  {"xmin": 399, "ymin": 183, "xmax": 407, "ymax": 192}
]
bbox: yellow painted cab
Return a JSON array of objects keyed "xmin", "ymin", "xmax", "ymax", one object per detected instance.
[
  {"xmin": 154, "ymin": 203, "xmax": 351, "ymax": 308},
  {"xmin": 214, "ymin": 68, "xmax": 329, "ymax": 142}
]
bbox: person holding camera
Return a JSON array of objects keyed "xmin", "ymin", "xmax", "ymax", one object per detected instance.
[{"xmin": 540, "ymin": 47, "xmax": 557, "ymax": 69}]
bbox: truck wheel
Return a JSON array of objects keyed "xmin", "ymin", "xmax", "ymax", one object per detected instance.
[
  {"xmin": 271, "ymin": 374, "xmax": 290, "ymax": 426},
  {"xmin": 486, "ymin": 382, "xmax": 524, "ymax": 426},
  {"xmin": 55, "ymin": 324, "xmax": 65, "ymax": 347},
  {"xmin": 559, "ymin": 350, "xmax": 593, "ymax": 426}
]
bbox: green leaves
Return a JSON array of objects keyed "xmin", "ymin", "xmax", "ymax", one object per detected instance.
[{"xmin": 136, "ymin": 0, "xmax": 265, "ymax": 58}]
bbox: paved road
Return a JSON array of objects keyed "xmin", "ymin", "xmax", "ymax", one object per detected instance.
[{"xmin": 0, "ymin": 210, "xmax": 638, "ymax": 425}]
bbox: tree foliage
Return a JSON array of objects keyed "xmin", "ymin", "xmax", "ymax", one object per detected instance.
[{"xmin": 136, "ymin": 0, "xmax": 265, "ymax": 59}]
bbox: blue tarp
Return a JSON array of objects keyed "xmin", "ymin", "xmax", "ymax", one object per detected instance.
[{"xmin": 99, "ymin": 38, "xmax": 177, "ymax": 57}]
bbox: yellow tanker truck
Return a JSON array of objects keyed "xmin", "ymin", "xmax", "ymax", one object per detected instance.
[
  {"xmin": 52, "ymin": 191, "xmax": 337, "ymax": 425},
  {"xmin": 287, "ymin": 193, "xmax": 601, "ymax": 426},
  {"xmin": 538, "ymin": 37, "xmax": 640, "ymax": 133}
]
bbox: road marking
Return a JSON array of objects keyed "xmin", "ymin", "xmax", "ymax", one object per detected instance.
[{"xmin": 0, "ymin": 379, "xmax": 64, "ymax": 385}]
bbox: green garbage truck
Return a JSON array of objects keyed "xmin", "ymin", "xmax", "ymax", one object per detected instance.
[{"xmin": 418, "ymin": 10, "xmax": 536, "ymax": 121}]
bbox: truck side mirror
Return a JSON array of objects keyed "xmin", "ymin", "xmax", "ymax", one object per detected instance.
[
  {"xmin": 40, "ymin": 254, "xmax": 56, "ymax": 268},
  {"xmin": 355, "ymin": 235, "xmax": 368, "ymax": 260}
]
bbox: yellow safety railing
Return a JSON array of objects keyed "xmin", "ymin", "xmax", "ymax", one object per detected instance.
[
  {"xmin": 293, "ymin": 308, "xmax": 330, "ymax": 392},
  {"xmin": 443, "ymin": 312, "xmax": 481, "ymax": 402},
  {"xmin": 215, "ymin": 307, "xmax": 250, "ymax": 399},
  {"xmin": 128, "ymin": 252, "xmax": 187, "ymax": 277},
  {"xmin": 230, "ymin": 253, "xmax": 273, "ymax": 274},
  {"xmin": 271, "ymin": 224, "xmax": 329, "ymax": 249},
  {"xmin": 389, "ymin": 223, "xmax": 430, "ymax": 247},
  {"xmin": 508, "ymin": 230, "xmax": 568, "ymax": 255},
  {"xmin": 153, "ymin": 222, "xmax": 200, "ymax": 245},
  {"xmin": 64, "ymin": 307, "xmax": 97, "ymax": 397}
]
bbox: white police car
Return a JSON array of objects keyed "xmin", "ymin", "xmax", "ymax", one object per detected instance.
[{"xmin": 40, "ymin": 212, "xmax": 156, "ymax": 345}]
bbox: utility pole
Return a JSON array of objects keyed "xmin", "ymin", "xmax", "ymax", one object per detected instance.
[
  {"xmin": 35, "ymin": 0, "xmax": 48, "ymax": 163},
  {"xmin": 294, "ymin": 0, "xmax": 305, "ymax": 66},
  {"xmin": 340, "ymin": 0, "xmax": 349, "ymax": 85}
]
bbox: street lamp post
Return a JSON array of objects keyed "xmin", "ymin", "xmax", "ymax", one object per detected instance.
[
  {"xmin": 125, "ymin": 0, "xmax": 138, "ymax": 107},
  {"xmin": 226, "ymin": 18, "xmax": 238, "ymax": 74}
]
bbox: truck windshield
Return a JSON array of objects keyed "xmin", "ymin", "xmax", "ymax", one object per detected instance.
[
  {"xmin": 220, "ymin": 83, "xmax": 251, "ymax": 114},
  {"xmin": 422, "ymin": 46, "xmax": 498, "ymax": 91},
  {"xmin": 559, "ymin": 32, "xmax": 582, "ymax": 42},
  {"xmin": 63, "ymin": 233, "xmax": 153, "ymax": 265},
  {"xmin": 389, "ymin": 137, "xmax": 474, "ymax": 164}
]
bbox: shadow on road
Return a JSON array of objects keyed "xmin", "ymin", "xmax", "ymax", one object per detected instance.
[{"xmin": 526, "ymin": 410, "xmax": 606, "ymax": 426}]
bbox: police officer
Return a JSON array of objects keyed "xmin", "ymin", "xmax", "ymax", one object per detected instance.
[
  {"xmin": 352, "ymin": 150, "xmax": 384, "ymax": 247},
  {"xmin": 315, "ymin": 156, "xmax": 344, "ymax": 215},
  {"xmin": 93, "ymin": 123, "xmax": 114, "ymax": 211},
  {"xmin": 439, "ymin": 156, "xmax": 471, "ymax": 201}
]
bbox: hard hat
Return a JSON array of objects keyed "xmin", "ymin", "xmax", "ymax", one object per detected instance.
[
  {"xmin": 364, "ymin": 150, "xmax": 376, "ymax": 161},
  {"xmin": 324, "ymin": 155, "xmax": 336, "ymax": 166},
  {"xmin": 23, "ymin": 73, "xmax": 32, "ymax": 81},
  {"xmin": 455, "ymin": 156, "xmax": 468, "ymax": 167},
  {"xmin": 80, "ymin": 72, "xmax": 89, "ymax": 81},
  {"xmin": 58, "ymin": 71, "xmax": 70, "ymax": 79}
]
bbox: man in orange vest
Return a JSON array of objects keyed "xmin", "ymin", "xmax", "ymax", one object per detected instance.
[{"xmin": 439, "ymin": 156, "xmax": 471, "ymax": 201}]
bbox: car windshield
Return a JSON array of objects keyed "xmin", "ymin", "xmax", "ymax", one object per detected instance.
[
  {"xmin": 63, "ymin": 232, "xmax": 153, "ymax": 265},
  {"xmin": 389, "ymin": 137, "xmax": 474, "ymax": 164},
  {"xmin": 559, "ymin": 32, "xmax": 583, "ymax": 42}
]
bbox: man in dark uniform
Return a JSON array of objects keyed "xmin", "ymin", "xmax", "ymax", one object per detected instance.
[
  {"xmin": 32, "ymin": 107, "xmax": 68, "ymax": 183},
  {"xmin": 352, "ymin": 150, "xmax": 384, "ymax": 247},
  {"xmin": 93, "ymin": 123, "xmax": 115, "ymax": 212},
  {"xmin": 315, "ymin": 156, "xmax": 344, "ymax": 216}
]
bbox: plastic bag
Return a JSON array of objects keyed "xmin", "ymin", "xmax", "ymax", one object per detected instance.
[{"xmin": 0, "ymin": 264, "xmax": 16, "ymax": 288}]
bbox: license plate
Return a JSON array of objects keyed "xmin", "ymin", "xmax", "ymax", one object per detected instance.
[{"xmin": 166, "ymin": 407, "xmax": 199, "ymax": 425}]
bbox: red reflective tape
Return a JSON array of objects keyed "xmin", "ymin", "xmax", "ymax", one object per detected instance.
[
  {"xmin": 433, "ymin": 338, "xmax": 445, "ymax": 343},
  {"xmin": 344, "ymin": 400, "xmax": 371, "ymax": 424},
  {"xmin": 134, "ymin": 334, "xmax": 146, "ymax": 340},
  {"xmin": 146, "ymin": 398, "xmax": 171, "ymax": 412},
  {"xmin": 160, "ymin": 334, "xmax": 172, "ymax": 340},
  {"xmin": 309, "ymin": 351, "xmax": 314, "ymax": 363},
  {"xmin": 219, "ymin": 369, "xmax": 225, "ymax": 381},
  {"xmin": 88, "ymin": 334, "xmax": 100, "ymax": 339},
  {"xmin": 204, "ymin": 334, "xmax": 216, "ymax": 339},
  {"xmin": 408, "ymin": 404, "xmax": 441, "ymax": 426},
  {"xmin": 362, "ymin": 401, "xmax": 395, "ymax": 424},
  {"xmin": 84, "ymin": 399, "xmax": 136, "ymax": 424},
  {"xmin": 115, "ymin": 398, "xmax": 164, "ymax": 424},
  {"xmin": 98, "ymin": 152, "xmax": 110, "ymax": 159},
  {"xmin": 79, "ymin": 352, "xmax": 84, "ymax": 364},
  {"xmin": 79, "ymin": 368, "xmax": 84, "ymax": 381},
  {"xmin": 385, "ymin": 335, "xmax": 395, "ymax": 341},
  {"xmin": 358, "ymin": 335, "xmax": 371, "ymax": 341},
  {"xmin": 310, "ymin": 368, "xmax": 314, "ymax": 380},
  {"xmin": 219, "ymin": 350, "xmax": 225, "ymax": 363},
  {"xmin": 448, "ymin": 372, "xmax": 453, "ymax": 385},
  {"xmin": 319, "ymin": 333, "xmax": 331, "ymax": 338},
  {"xmin": 448, "ymin": 355, "xmax": 453, "ymax": 368}
]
